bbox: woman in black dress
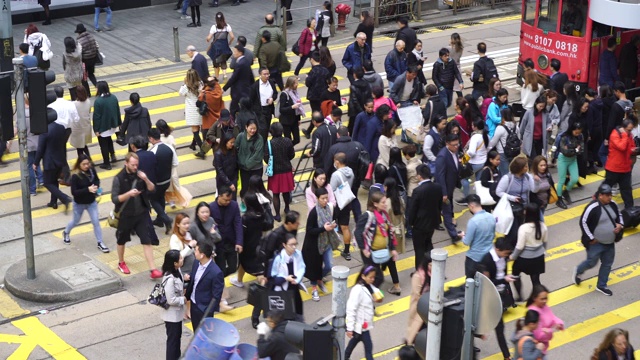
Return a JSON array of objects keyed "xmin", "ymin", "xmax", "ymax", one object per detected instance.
[{"xmin": 302, "ymin": 187, "xmax": 338, "ymax": 303}]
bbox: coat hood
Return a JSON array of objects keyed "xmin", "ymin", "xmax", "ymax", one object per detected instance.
[
  {"xmin": 124, "ymin": 102, "xmax": 143, "ymax": 118},
  {"xmin": 511, "ymin": 329, "xmax": 534, "ymax": 344},
  {"xmin": 353, "ymin": 78, "xmax": 371, "ymax": 92},
  {"xmin": 336, "ymin": 166, "xmax": 354, "ymax": 180},
  {"xmin": 363, "ymin": 71, "xmax": 379, "ymax": 83}
]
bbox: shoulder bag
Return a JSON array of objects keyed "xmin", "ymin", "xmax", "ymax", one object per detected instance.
[
  {"xmin": 602, "ymin": 204, "xmax": 623, "ymax": 242},
  {"xmin": 196, "ymin": 90, "xmax": 209, "ymax": 116},
  {"xmin": 475, "ymin": 167, "xmax": 497, "ymax": 206},
  {"xmin": 266, "ymin": 140, "xmax": 274, "ymax": 176},
  {"xmin": 107, "ymin": 179, "xmax": 138, "ymax": 228},
  {"xmin": 334, "ymin": 171, "xmax": 356, "ymax": 210},
  {"xmin": 147, "ymin": 277, "xmax": 170, "ymax": 309},
  {"xmin": 392, "ymin": 165, "xmax": 408, "ymax": 205}
]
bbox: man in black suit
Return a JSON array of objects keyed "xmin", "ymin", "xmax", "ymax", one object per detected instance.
[
  {"xmin": 186, "ymin": 242, "xmax": 225, "ymax": 330},
  {"xmin": 128, "ymin": 135, "xmax": 157, "ymax": 184},
  {"xmin": 407, "ymin": 164, "xmax": 443, "ymax": 270},
  {"xmin": 33, "ymin": 121, "xmax": 71, "ymax": 212},
  {"xmin": 187, "ymin": 45, "xmax": 210, "ymax": 83},
  {"xmin": 549, "ymin": 58, "xmax": 569, "ymax": 112},
  {"xmin": 148, "ymin": 128, "xmax": 178, "ymax": 235},
  {"xmin": 435, "ymin": 134, "xmax": 464, "ymax": 244},
  {"xmin": 223, "ymin": 45, "xmax": 254, "ymax": 119},
  {"xmin": 250, "ymin": 68, "xmax": 278, "ymax": 145}
]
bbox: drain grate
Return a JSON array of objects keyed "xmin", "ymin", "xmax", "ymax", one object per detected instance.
[
  {"xmin": 436, "ymin": 25, "xmax": 455, "ymax": 30},
  {"xmin": 383, "ymin": 32, "xmax": 397, "ymax": 38},
  {"xmin": 463, "ymin": 21, "xmax": 481, "ymax": 26},
  {"xmin": 416, "ymin": 29, "xmax": 429, "ymax": 34}
]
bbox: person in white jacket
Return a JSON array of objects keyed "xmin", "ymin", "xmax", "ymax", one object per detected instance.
[
  {"xmin": 161, "ymin": 250, "xmax": 188, "ymax": 360},
  {"xmin": 521, "ymin": 70, "xmax": 544, "ymax": 111},
  {"xmin": 24, "ymin": 25, "xmax": 53, "ymax": 70},
  {"xmin": 345, "ymin": 265, "xmax": 383, "ymax": 360}
]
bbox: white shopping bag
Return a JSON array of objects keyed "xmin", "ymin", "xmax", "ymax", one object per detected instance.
[{"xmin": 493, "ymin": 195, "xmax": 514, "ymax": 235}]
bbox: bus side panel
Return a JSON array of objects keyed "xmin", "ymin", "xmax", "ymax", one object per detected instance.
[{"xmin": 588, "ymin": 39, "xmax": 601, "ymax": 90}]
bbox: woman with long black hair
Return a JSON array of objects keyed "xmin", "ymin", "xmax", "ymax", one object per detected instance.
[
  {"xmin": 161, "ymin": 249, "xmax": 187, "ymax": 360},
  {"xmin": 315, "ymin": 1, "xmax": 334, "ymax": 47},
  {"xmin": 511, "ymin": 202, "xmax": 547, "ymax": 301}
]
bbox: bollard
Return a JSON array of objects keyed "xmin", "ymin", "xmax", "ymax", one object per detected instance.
[
  {"xmin": 332, "ymin": 265, "xmax": 349, "ymax": 360},
  {"xmin": 426, "ymin": 249, "xmax": 448, "ymax": 360},
  {"xmin": 173, "ymin": 27, "xmax": 180, "ymax": 63},
  {"xmin": 461, "ymin": 278, "xmax": 477, "ymax": 360}
]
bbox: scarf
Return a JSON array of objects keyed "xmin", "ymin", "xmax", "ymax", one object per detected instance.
[
  {"xmin": 412, "ymin": 49, "xmax": 423, "ymax": 62},
  {"xmin": 373, "ymin": 209, "xmax": 389, "ymax": 238},
  {"xmin": 285, "ymin": 89, "xmax": 305, "ymax": 116},
  {"xmin": 316, "ymin": 203, "xmax": 333, "ymax": 254}
]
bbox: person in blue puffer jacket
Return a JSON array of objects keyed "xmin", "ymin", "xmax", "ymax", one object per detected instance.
[{"xmin": 486, "ymin": 88, "xmax": 509, "ymax": 138}]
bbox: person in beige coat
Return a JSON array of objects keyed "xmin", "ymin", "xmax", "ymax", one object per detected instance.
[
  {"xmin": 161, "ymin": 250, "xmax": 189, "ymax": 360},
  {"xmin": 406, "ymin": 255, "xmax": 431, "ymax": 345},
  {"xmin": 70, "ymin": 86, "xmax": 93, "ymax": 158}
]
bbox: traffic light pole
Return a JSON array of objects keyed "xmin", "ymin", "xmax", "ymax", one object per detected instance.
[
  {"xmin": 0, "ymin": 0, "xmax": 14, "ymax": 72},
  {"xmin": 12, "ymin": 57, "xmax": 36, "ymax": 280},
  {"xmin": 331, "ymin": 265, "xmax": 349, "ymax": 360},
  {"xmin": 426, "ymin": 249, "xmax": 448, "ymax": 360}
]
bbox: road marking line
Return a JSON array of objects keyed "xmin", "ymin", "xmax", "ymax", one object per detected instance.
[
  {"xmin": 0, "ymin": 290, "xmax": 30, "ymax": 319},
  {"xmin": 0, "ymin": 317, "xmax": 87, "ymax": 360}
]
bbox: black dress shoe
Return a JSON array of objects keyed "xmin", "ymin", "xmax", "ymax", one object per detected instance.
[
  {"xmin": 165, "ymin": 223, "xmax": 173, "ymax": 235},
  {"xmin": 251, "ymin": 317, "xmax": 259, "ymax": 329},
  {"xmin": 436, "ymin": 225, "xmax": 445, "ymax": 231},
  {"xmin": 99, "ymin": 164, "xmax": 111, "ymax": 170},
  {"xmin": 47, "ymin": 202, "xmax": 58, "ymax": 209},
  {"xmin": 187, "ymin": 22, "xmax": 197, "ymax": 27},
  {"xmin": 197, "ymin": 21, "xmax": 201, "ymax": 27},
  {"xmin": 152, "ymin": 219, "xmax": 164, "ymax": 227}
]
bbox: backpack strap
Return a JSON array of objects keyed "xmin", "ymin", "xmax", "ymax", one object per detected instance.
[{"xmin": 517, "ymin": 335, "xmax": 532, "ymax": 358}]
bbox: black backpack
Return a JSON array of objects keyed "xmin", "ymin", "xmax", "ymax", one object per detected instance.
[
  {"xmin": 357, "ymin": 149, "xmax": 371, "ymax": 182},
  {"xmin": 502, "ymin": 125, "xmax": 521, "ymax": 158},
  {"xmin": 482, "ymin": 57, "xmax": 499, "ymax": 86}
]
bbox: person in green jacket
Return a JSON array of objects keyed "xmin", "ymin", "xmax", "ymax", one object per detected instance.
[
  {"xmin": 236, "ymin": 118, "xmax": 264, "ymax": 198},
  {"xmin": 93, "ymin": 81, "xmax": 121, "ymax": 170}
]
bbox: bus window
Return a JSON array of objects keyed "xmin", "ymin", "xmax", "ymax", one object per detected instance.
[
  {"xmin": 523, "ymin": 0, "xmax": 536, "ymax": 26},
  {"xmin": 560, "ymin": 1, "xmax": 585, "ymax": 36},
  {"xmin": 592, "ymin": 21, "xmax": 613, "ymax": 39},
  {"xmin": 537, "ymin": 0, "xmax": 559, "ymax": 33}
]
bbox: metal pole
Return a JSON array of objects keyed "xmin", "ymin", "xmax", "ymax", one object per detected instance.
[
  {"xmin": 12, "ymin": 57, "xmax": 35, "ymax": 280},
  {"xmin": 0, "ymin": 0, "xmax": 15, "ymax": 72},
  {"xmin": 329, "ymin": 0, "xmax": 335, "ymax": 37},
  {"xmin": 373, "ymin": 0, "xmax": 380, "ymax": 27},
  {"xmin": 332, "ymin": 265, "xmax": 349, "ymax": 360},
  {"xmin": 173, "ymin": 27, "xmax": 180, "ymax": 63},
  {"xmin": 282, "ymin": 7, "xmax": 288, "ymax": 45},
  {"xmin": 426, "ymin": 249, "xmax": 448, "ymax": 360},
  {"xmin": 461, "ymin": 278, "xmax": 477, "ymax": 360}
]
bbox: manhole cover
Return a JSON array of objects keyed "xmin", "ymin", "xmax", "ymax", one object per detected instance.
[{"xmin": 53, "ymin": 262, "xmax": 111, "ymax": 287}]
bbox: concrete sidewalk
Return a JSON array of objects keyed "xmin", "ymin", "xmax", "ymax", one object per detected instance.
[{"xmin": 12, "ymin": 0, "xmax": 519, "ymax": 79}]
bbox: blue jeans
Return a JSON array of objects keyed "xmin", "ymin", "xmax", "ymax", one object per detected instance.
[
  {"xmin": 94, "ymin": 7, "xmax": 112, "ymax": 30},
  {"xmin": 439, "ymin": 88, "xmax": 454, "ymax": 108},
  {"xmin": 27, "ymin": 151, "xmax": 44, "ymax": 194},
  {"xmin": 181, "ymin": 0, "xmax": 189, "ymax": 15},
  {"xmin": 65, "ymin": 201, "xmax": 103, "ymax": 243},
  {"xmin": 577, "ymin": 242, "xmax": 615, "ymax": 289},
  {"xmin": 498, "ymin": 153, "xmax": 510, "ymax": 179},
  {"xmin": 461, "ymin": 163, "xmax": 485, "ymax": 197},
  {"xmin": 310, "ymin": 247, "xmax": 333, "ymax": 285}
]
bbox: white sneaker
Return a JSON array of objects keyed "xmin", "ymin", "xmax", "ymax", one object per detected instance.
[
  {"xmin": 318, "ymin": 282, "xmax": 329, "ymax": 294},
  {"xmin": 230, "ymin": 277, "xmax": 245, "ymax": 288},
  {"xmin": 312, "ymin": 289, "xmax": 320, "ymax": 301}
]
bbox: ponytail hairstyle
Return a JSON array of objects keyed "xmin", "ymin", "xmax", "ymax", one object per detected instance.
[
  {"xmin": 515, "ymin": 309, "xmax": 540, "ymax": 332},
  {"xmin": 473, "ymin": 118, "xmax": 489, "ymax": 147}
]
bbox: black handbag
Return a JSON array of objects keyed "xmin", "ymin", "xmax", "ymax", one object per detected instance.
[
  {"xmin": 147, "ymin": 278, "xmax": 169, "ymax": 309},
  {"xmin": 262, "ymin": 203, "xmax": 275, "ymax": 231},
  {"xmin": 196, "ymin": 91, "xmax": 209, "ymax": 116},
  {"xmin": 262, "ymin": 289, "xmax": 296, "ymax": 320},
  {"xmin": 458, "ymin": 162, "xmax": 475, "ymax": 180},
  {"xmin": 247, "ymin": 283, "xmax": 266, "ymax": 307},
  {"xmin": 34, "ymin": 47, "xmax": 50, "ymax": 70}
]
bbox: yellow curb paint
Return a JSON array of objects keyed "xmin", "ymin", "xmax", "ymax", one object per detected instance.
[
  {"xmin": 0, "ymin": 291, "xmax": 30, "ymax": 319},
  {"xmin": 0, "ymin": 317, "xmax": 87, "ymax": 359}
]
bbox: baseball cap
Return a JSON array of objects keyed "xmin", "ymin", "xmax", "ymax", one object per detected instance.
[
  {"xmin": 598, "ymin": 184, "xmax": 613, "ymax": 195},
  {"xmin": 219, "ymin": 109, "xmax": 230, "ymax": 122}
]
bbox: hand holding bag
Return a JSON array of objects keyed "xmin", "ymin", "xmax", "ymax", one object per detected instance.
[
  {"xmin": 196, "ymin": 90, "xmax": 209, "ymax": 116},
  {"xmin": 475, "ymin": 170, "xmax": 497, "ymax": 206},
  {"xmin": 107, "ymin": 179, "xmax": 137, "ymax": 228}
]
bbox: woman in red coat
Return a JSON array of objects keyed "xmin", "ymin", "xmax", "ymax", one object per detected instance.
[{"xmin": 294, "ymin": 18, "xmax": 318, "ymax": 76}]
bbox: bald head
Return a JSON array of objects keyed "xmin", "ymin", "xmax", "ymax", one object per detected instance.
[
  {"xmin": 265, "ymin": 14, "xmax": 275, "ymax": 24},
  {"xmin": 395, "ymin": 40, "xmax": 405, "ymax": 52}
]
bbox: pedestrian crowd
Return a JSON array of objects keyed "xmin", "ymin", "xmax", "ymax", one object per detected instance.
[{"xmin": 12, "ymin": 11, "xmax": 640, "ymax": 360}]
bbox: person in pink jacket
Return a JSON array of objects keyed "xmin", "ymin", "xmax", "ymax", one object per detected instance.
[
  {"xmin": 305, "ymin": 168, "xmax": 336, "ymax": 212},
  {"xmin": 526, "ymin": 284, "xmax": 564, "ymax": 354}
]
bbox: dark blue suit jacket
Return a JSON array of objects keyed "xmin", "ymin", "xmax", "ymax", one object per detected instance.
[
  {"xmin": 134, "ymin": 149, "xmax": 157, "ymax": 184},
  {"xmin": 223, "ymin": 56, "xmax": 253, "ymax": 102},
  {"xmin": 185, "ymin": 259, "xmax": 225, "ymax": 314},
  {"xmin": 435, "ymin": 146, "xmax": 460, "ymax": 197},
  {"xmin": 34, "ymin": 122, "xmax": 67, "ymax": 171},
  {"xmin": 191, "ymin": 53, "xmax": 210, "ymax": 84}
]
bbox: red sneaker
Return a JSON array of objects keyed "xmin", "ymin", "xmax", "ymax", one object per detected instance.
[
  {"xmin": 118, "ymin": 262, "xmax": 130, "ymax": 274},
  {"xmin": 150, "ymin": 269, "xmax": 163, "ymax": 279}
]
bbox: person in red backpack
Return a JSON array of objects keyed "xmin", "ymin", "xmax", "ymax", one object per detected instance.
[{"xmin": 511, "ymin": 309, "xmax": 545, "ymax": 360}]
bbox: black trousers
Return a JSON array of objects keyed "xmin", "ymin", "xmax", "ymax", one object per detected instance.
[
  {"xmin": 604, "ymin": 170, "xmax": 634, "ymax": 209},
  {"xmin": 215, "ymin": 246, "xmax": 238, "ymax": 277},
  {"xmin": 259, "ymin": 106, "xmax": 273, "ymax": 146},
  {"xmin": 165, "ymin": 321, "xmax": 182, "ymax": 360},
  {"xmin": 495, "ymin": 317, "xmax": 510, "ymax": 358},
  {"xmin": 269, "ymin": 68, "xmax": 284, "ymax": 91},
  {"xmin": 190, "ymin": 5, "xmax": 200, "ymax": 24},
  {"xmin": 97, "ymin": 136, "xmax": 114, "ymax": 166},
  {"xmin": 464, "ymin": 256, "xmax": 481, "ymax": 279},
  {"xmin": 360, "ymin": 250, "xmax": 399, "ymax": 287},
  {"xmin": 282, "ymin": 123, "xmax": 300, "ymax": 145},
  {"xmin": 190, "ymin": 305, "xmax": 213, "ymax": 332},
  {"xmin": 43, "ymin": 168, "xmax": 69, "ymax": 205},
  {"xmin": 412, "ymin": 228, "xmax": 434, "ymax": 270},
  {"xmin": 239, "ymin": 168, "xmax": 263, "ymax": 198},
  {"xmin": 81, "ymin": 57, "xmax": 97, "ymax": 96},
  {"xmin": 150, "ymin": 182, "xmax": 172, "ymax": 226}
]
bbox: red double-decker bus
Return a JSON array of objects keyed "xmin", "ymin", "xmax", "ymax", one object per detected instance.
[{"xmin": 517, "ymin": 0, "xmax": 640, "ymax": 92}]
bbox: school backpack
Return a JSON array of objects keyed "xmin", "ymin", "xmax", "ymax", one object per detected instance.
[
  {"xmin": 502, "ymin": 124, "xmax": 522, "ymax": 158},
  {"xmin": 357, "ymin": 149, "xmax": 371, "ymax": 182},
  {"xmin": 482, "ymin": 57, "xmax": 499, "ymax": 86}
]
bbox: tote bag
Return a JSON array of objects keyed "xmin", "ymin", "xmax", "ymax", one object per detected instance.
[
  {"xmin": 476, "ymin": 181, "xmax": 497, "ymax": 206},
  {"xmin": 334, "ymin": 172, "xmax": 355, "ymax": 210},
  {"xmin": 493, "ymin": 194, "xmax": 514, "ymax": 235}
]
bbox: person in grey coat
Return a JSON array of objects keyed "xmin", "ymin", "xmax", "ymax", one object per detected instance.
[
  {"xmin": 519, "ymin": 95, "xmax": 551, "ymax": 159},
  {"xmin": 62, "ymin": 37, "xmax": 84, "ymax": 101},
  {"xmin": 161, "ymin": 250, "xmax": 187, "ymax": 360},
  {"xmin": 121, "ymin": 93, "xmax": 151, "ymax": 148}
]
